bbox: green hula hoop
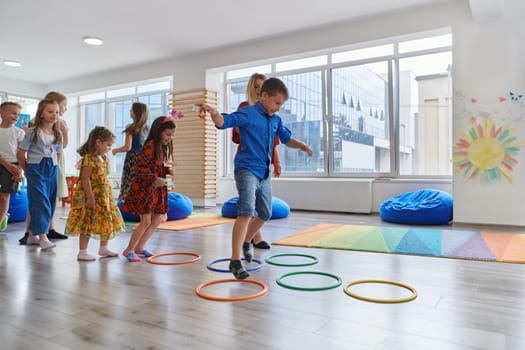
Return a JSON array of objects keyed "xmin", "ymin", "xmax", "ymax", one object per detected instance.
[
  {"xmin": 265, "ymin": 253, "xmax": 319, "ymax": 267},
  {"xmin": 276, "ymin": 271, "xmax": 342, "ymax": 291}
]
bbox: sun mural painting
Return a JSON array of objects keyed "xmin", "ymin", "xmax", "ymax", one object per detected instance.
[{"xmin": 453, "ymin": 116, "xmax": 522, "ymax": 183}]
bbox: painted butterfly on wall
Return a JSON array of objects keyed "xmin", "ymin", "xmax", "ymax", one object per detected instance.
[{"xmin": 510, "ymin": 91, "xmax": 523, "ymax": 102}]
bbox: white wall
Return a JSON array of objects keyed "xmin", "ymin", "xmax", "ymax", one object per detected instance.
[
  {"xmin": 0, "ymin": 76, "xmax": 46, "ymax": 98},
  {"xmin": 218, "ymin": 177, "xmax": 451, "ymax": 213},
  {"xmin": 452, "ymin": 17, "xmax": 525, "ymax": 225}
]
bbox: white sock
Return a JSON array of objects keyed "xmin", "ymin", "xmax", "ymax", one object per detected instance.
[
  {"xmin": 39, "ymin": 238, "xmax": 56, "ymax": 250},
  {"xmin": 27, "ymin": 235, "xmax": 40, "ymax": 245},
  {"xmin": 99, "ymin": 246, "xmax": 118, "ymax": 257},
  {"xmin": 77, "ymin": 250, "xmax": 96, "ymax": 261}
]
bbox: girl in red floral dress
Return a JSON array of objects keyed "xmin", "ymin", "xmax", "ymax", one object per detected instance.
[{"xmin": 120, "ymin": 116, "xmax": 176, "ymax": 262}]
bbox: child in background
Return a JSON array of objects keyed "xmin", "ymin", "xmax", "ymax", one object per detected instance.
[
  {"xmin": 198, "ymin": 77, "xmax": 313, "ymax": 279},
  {"xmin": 112, "ymin": 102, "xmax": 149, "ymax": 201},
  {"xmin": 0, "ymin": 102, "xmax": 25, "ymax": 231},
  {"xmin": 233, "ymin": 73, "xmax": 277, "ymax": 250},
  {"xmin": 18, "ymin": 92, "xmax": 69, "ymax": 244},
  {"xmin": 120, "ymin": 116, "xmax": 176, "ymax": 262},
  {"xmin": 46, "ymin": 91, "xmax": 70, "ymax": 239},
  {"xmin": 16, "ymin": 99, "xmax": 63, "ymax": 250},
  {"xmin": 65, "ymin": 126, "xmax": 125, "ymax": 261}
]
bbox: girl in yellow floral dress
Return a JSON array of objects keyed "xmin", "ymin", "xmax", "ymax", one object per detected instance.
[{"xmin": 65, "ymin": 126, "xmax": 125, "ymax": 261}]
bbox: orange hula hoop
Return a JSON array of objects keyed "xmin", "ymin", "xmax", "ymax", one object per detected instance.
[{"xmin": 146, "ymin": 251, "xmax": 202, "ymax": 265}]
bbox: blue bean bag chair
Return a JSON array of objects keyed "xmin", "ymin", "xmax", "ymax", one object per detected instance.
[
  {"xmin": 166, "ymin": 192, "xmax": 193, "ymax": 220},
  {"xmin": 380, "ymin": 189, "xmax": 453, "ymax": 225},
  {"xmin": 8, "ymin": 189, "xmax": 28, "ymax": 222},
  {"xmin": 118, "ymin": 192, "xmax": 193, "ymax": 222},
  {"xmin": 221, "ymin": 196, "xmax": 290, "ymax": 219}
]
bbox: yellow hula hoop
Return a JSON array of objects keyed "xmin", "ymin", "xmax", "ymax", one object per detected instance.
[
  {"xmin": 343, "ymin": 279, "xmax": 417, "ymax": 304},
  {"xmin": 195, "ymin": 278, "xmax": 269, "ymax": 302}
]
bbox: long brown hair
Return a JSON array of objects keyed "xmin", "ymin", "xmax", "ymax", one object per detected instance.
[
  {"xmin": 145, "ymin": 116, "xmax": 176, "ymax": 160},
  {"xmin": 77, "ymin": 126, "xmax": 115, "ymax": 156},
  {"xmin": 44, "ymin": 91, "xmax": 67, "ymax": 104},
  {"xmin": 31, "ymin": 99, "xmax": 62, "ymax": 145},
  {"xmin": 124, "ymin": 102, "xmax": 149, "ymax": 135}
]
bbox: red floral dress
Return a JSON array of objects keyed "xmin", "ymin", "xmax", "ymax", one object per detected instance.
[{"xmin": 120, "ymin": 140, "xmax": 169, "ymax": 215}]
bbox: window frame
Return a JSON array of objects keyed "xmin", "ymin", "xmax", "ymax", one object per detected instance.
[
  {"xmin": 74, "ymin": 78, "xmax": 172, "ymax": 175},
  {"xmin": 221, "ymin": 30, "xmax": 452, "ymax": 180}
]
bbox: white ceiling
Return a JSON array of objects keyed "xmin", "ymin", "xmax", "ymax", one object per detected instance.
[{"xmin": 0, "ymin": 0, "xmax": 511, "ymax": 86}]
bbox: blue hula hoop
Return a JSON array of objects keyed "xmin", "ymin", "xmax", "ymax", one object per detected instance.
[{"xmin": 207, "ymin": 257, "xmax": 264, "ymax": 272}]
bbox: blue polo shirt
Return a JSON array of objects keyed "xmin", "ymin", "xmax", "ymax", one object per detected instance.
[{"xmin": 219, "ymin": 102, "xmax": 292, "ymax": 179}]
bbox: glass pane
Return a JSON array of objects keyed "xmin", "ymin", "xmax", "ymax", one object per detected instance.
[
  {"xmin": 225, "ymin": 80, "xmax": 249, "ymax": 176},
  {"xmin": 138, "ymin": 93, "xmax": 165, "ymax": 124},
  {"xmin": 107, "ymin": 100, "xmax": 132, "ymax": 173},
  {"xmin": 278, "ymin": 71, "xmax": 324, "ymax": 174},
  {"xmin": 137, "ymin": 81, "xmax": 171, "ymax": 93},
  {"xmin": 331, "ymin": 61, "xmax": 390, "ymax": 173},
  {"xmin": 227, "ymin": 65, "xmax": 271, "ymax": 80},
  {"xmin": 80, "ymin": 102, "xmax": 104, "ymax": 143},
  {"xmin": 399, "ymin": 34, "xmax": 452, "ymax": 54},
  {"xmin": 399, "ymin": 51, "xmax": 452, "ymax": 175},
  {"xmin": 276, "ymin": 55, "xmax": 327, "ymax": 72},
  {"xmin": 7, "ymin": 95, "xmax": 39, "ymax": 116},
  {"xmin": 332, "ymin": 44, "xmax": 393, "ymax": 64},
  {"xmin": 228, "ymin": 81, "xmax": 248, "ymax": 112},
  {"xmin": 107, "ymin": 87, "xmax": 135, "ymax": 99},
  {"xmin": 165, "ymin": 91, "xmax": 171, "ymax": 121},
  {"xmin": 225, "ymin": 73, "xmax": 324, "ymax": 175}
]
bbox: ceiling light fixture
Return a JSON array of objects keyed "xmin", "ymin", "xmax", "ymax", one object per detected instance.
[
  {"xmin": 3, "ymin": 60, "xmax": 21, "ymax": 67},
  {"xmin": 83, "ymin": 36, "xmax": 103, "ymax": 46}
]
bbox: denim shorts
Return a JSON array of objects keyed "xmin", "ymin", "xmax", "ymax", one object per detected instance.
[{"xmin": 234, "ymin": 168, "xmax": 272, "ymax": 221}]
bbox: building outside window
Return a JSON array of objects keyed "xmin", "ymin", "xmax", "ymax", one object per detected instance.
[{"xmin": 222, "ymin": 31, "xmax": 452, "ymax": 178}]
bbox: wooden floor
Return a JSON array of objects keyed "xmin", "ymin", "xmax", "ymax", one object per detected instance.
[{"xmin": 1, "ymin": 206, "xmax": 525, "ymax": 350}]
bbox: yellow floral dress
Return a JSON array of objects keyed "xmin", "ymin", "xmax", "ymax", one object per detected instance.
[{"xmin": 65, "ymin": 154, "xmax": 125, "ymax": 240}]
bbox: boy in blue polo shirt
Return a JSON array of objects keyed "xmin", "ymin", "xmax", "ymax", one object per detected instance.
[{"xmin": 198, "ymin": 77, "xmax": 312, "ymax": 279}]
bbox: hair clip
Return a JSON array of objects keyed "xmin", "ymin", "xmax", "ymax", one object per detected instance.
[{"xmin": 170, "ymin": 109, "xmax": 184, "ymax": 119}]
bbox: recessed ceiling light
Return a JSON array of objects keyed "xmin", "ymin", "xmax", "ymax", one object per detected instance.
[
  {"xmin": 83, "ymin": 37, "xmax": 103, "ymax": 46},
  {"xmin": 3, "ymin": 60, "xmax": 21, "ymax": 67}
]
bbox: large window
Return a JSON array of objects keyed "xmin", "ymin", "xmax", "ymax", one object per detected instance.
[
  {"xmin": 108, "ymin": 99, "xmax": 132, "ymax": 172},
  {"xmin": 398, "ymin": 52, "xmax": 452, "ymax": 175},
  {"xmin": 75, "ymin": 78, "xmax": 172, "ymax": 174},
  {"xmin": 226, "ymin": 72, "xmax": 324, "ymax": 175},
  {"xmin": 80, "ymin": 102, "xmax": 105, "ymax": 141},
  {"xmin": 278, "ymin": 71, "xmax": 324, "ymax": 174},
  {"xmin": 331, "ymin": 61, "xmax": 391, "ymax": 174},
  {"xmin": 222, "ymin": 31, "xmax": 452, "ymax": 178},
  {"xmin": 6, "ymin": 95, "xmax": 39, "ymax": 116}
]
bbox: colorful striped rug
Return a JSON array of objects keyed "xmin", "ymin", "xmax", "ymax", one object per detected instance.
[{"xmin": 273, "ymin": 224, "xmax": 525, "ymax": 264}]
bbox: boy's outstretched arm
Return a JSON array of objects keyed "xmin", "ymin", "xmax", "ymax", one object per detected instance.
[
  {"xmin": 285, "ymin": 138, "xmax": 313, "ymax": 157},
  {"xmin": 195, "ymin": 103, "xmax": 224, "ymax": 128}
]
